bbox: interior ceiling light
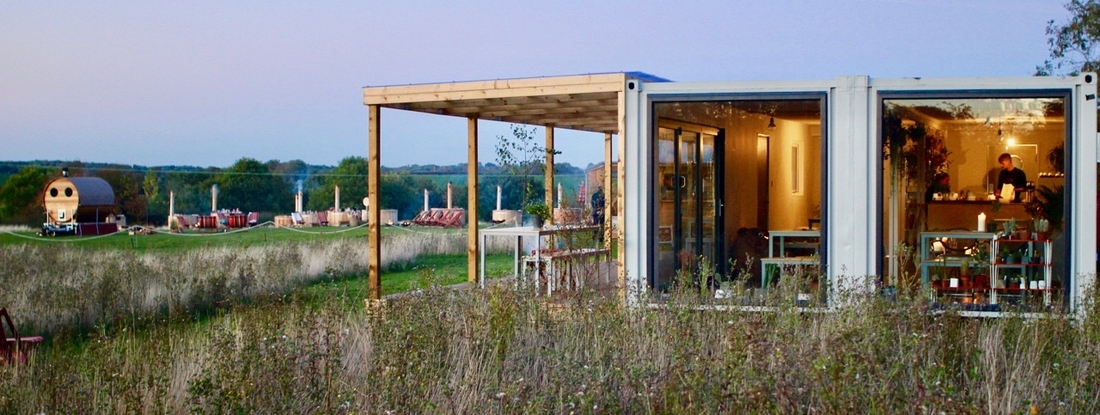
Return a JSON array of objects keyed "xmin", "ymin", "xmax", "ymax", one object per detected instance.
[{"xmin": 767, "ymin": 116, "xmax": 777, "ymax": 130}]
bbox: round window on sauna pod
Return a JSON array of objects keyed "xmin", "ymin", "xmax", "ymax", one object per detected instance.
[{"xmin": 42, "ymin": 177, "xmax": 116, "ymax": 225}]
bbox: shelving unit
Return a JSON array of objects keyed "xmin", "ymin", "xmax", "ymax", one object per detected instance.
[
  {"xmin": 990, "ymin": 238, "xmax": 1053, "ymax": 306},
  {"xmin": 919, "ymin": 231, "xmax": 1053, "ymax": 308}
]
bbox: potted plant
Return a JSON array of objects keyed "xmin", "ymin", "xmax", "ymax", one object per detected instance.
[
  {"xmin": 1033, "ymin": 217, "xmax": 1050, "ymax": 242},
  {"xmin": 1000, "ymin": 246, "xmax": 1014, "ymax": 264},
  {"xmin": 495, "ymin": 124, "xmax": 561, "ymax": 227},
  {"xmin": 1025, "ymin": 185, "xmax": 1064, "ymax": 237},
  {"xmin": 1000, "ymin": 218, "xmax": 1016, "ymax": 239},
  {"xmin": 523, "ymin": 202, "xmax": 552, "ymax": 228},
  {"xmin": 1030, "ymin": 253, "xmax": 1044, "ymax": 265}
]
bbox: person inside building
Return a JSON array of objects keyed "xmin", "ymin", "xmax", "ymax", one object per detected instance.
[{"xmin": 994, "ymin": 152, "xmax": 1027, "ymax": 202}]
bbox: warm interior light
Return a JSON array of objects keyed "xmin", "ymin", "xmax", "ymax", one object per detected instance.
[
  {"xmin": 767, "ymin": 116, "xmax": 776, "ymax": 130},
  {"xmin": 1006, "ymin": 138, "xmax": 1016, "ymax": 147}
]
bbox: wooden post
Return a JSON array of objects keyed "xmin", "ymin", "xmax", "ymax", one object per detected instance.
[
  {"xmin": 616, "ymin": 91, "xmax": 627, "ymax": 299},
  {"xmin": 544, "ymin": 124, "xmax": 555, "ymax": 224},
  {"xmin": 368, "ymin": 105, "xmax": 382, "ymax": 300},
  {"xmin": 604, "ymin": 132, "xmax": 613, "ymax": 250},
  {"xmin": 468, "ymin": 117, "xmax": 479, "ymax": 284}
]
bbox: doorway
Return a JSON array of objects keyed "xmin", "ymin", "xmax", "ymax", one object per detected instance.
[
  {"xmin": 655, "ymin": 119, "xmax": 724, "ymax": 290},
  {"xmin": 652, "ymin": 98, "xmax": 824, "ymax": 293}
]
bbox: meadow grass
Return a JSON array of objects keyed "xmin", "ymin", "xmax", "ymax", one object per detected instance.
[
  {"xmin": 4, "ymin": 227, "xmax": 1100, "ymax": 412},
  {"xmin": 2, "ymin": 277, "xmax": 1100, "ymax": 413},
  {"xmin": 0, "ymin": 228, "xmax": 515, "ymax": 337}
]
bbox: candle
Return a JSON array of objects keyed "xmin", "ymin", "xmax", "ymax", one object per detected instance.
[{"xmin": 977, "ymin": 212, "xmax": 986, "ymax": 232}]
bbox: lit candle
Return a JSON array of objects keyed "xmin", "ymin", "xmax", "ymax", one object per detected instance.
[{"xmin": 978, "ymin": 212, "xmax": 986, "ymax": 232}]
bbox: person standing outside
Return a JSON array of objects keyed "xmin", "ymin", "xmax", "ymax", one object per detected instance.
[
  {"xmin": 591, "ymin": 186, "xmax": 605, "ymax": 241},
  {"xmin": 995, "ymin": 153, "xmax": 1027, "ymax": 202}
]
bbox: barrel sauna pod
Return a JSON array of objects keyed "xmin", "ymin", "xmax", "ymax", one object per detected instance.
[{"xmin": 41, "ymin": 177, "xmax": 117, "ymax": 236}]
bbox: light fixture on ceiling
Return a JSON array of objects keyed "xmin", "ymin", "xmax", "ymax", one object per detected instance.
[
  {"xmin": 997, "ymin": 126, "xmax": 1003, "ymax": 141},
  {"xmin": 767, "ymin": 116, "xmax": 776, "ymax": 130}
]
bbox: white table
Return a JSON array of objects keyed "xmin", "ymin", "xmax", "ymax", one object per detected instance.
[
  {"xmin": 767, "ymin": 230, "xmax": 820, "ymax": 258},
  {"xmin": 761, "ymin": 230, "xmax": 821, "ymax": 287},
  {"xmin": 479, "ymin": 225, "xmax": 601, "ymax": 295}
]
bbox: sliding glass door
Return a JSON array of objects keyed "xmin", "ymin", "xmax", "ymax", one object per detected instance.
[{"xmin": 656, "ymin": 120, "xmax": 723, "ymax": 290}]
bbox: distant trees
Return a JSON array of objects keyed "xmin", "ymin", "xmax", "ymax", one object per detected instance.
[{"xmin": 0, "ymin": 158, "xmax": 586, "ymax": 226}]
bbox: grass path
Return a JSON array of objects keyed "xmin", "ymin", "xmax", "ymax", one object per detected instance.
[{"xmin": 299, "ymin": 253, "xmax": 514, "ymax": 307}]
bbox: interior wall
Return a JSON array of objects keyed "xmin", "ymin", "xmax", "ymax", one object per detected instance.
[
  {"xmin": 768, "ymin": 119, "xmax": 820, "ymax": 231},
  {"xmin": 941, "ymin": 122, "xmax": 1065, "ymax": 195},
  {"xmin": 721, "ymin": 114, "xmax": 768, "ymax": 237}
]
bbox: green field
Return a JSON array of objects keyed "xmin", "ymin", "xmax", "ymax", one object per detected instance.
[{"xmin": 0, "ymin": 225, "xmax": 473, "ymax": 251}]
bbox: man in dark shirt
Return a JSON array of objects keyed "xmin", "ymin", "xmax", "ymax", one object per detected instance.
[
  {"xmin": 995, "ymin": 153, "xmax": 1027, "ymax": 202},
  {"xmin": 591, "ymin": 186, "xmax": 605, "ymax": 241}
]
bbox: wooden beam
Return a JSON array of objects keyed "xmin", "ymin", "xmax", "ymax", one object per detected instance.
[
  {"xmin": 368, "ymin": 105, "xmax": 382, "ymax": 300},
  {"xmin": 366, "ymin": 83, "xmax": 624, "ymax": 106},
  {"xmin": 467, "ymin": 117, "xmax": 479, "ymax": 284},
  {"xmin": 446, "ymin": 106, "xmax": 619, "ymax": 119},
  {"xmin": 363, "ymin": 74, "xmax": 627, "ymax": 105},
  {"xmin": 545, "ymin": 124, "xmax": 555, "ymax": 224},
  {"xmin": 409, "ymin": 97, "xmax": 618, "ymax": 113}
]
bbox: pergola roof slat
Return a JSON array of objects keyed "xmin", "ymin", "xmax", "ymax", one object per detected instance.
[{"xmin": 363, "ymin": 72, "xmax": 665, "ymax": 134}]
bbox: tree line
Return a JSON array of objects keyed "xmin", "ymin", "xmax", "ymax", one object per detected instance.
[{"xmin": 0, "ymin": 158, "xmax": 586, "ymax": 227}]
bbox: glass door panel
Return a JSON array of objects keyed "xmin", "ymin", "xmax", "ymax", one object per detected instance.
[
  {"xmin": 656, "ymin": 127, "xmax": 677, "ymax": 290},
  {"xmin": 699, "ymin": 133, "xmax": 718, "ymax": 274},
  {"xmin": 678, "ymin": 131, "xmax": 698, "ymax": 273},
  {"xmin": 655, "ymin": 120, "xmax": 724, "ymax": 290}
]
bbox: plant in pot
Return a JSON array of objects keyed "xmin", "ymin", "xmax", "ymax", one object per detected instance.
[
  {"xmin": 494, "ymin": 124, "xmax": 561, "ymax": 227},
  {"xmin": 523, "ymin": 202, "xmax": 552, "ymax": 229},
  {"xmin": 1025, "ymin": 185, "xmax": 1064, "ymax": 237},
  {"xmin": 1032, "ymin": 217, "xmax": 1051, "ymax": 242},
  {"xmin": 1010, "ymin": 250, "xmax": 1022, "ymax": 265},
  {"xmin": 1000, "ymin": 246, "xmax": 1014, "ymax": 264},
  {"xmin": 1030, "ymin": 252, "xmax": 1044, "ymax": 265},
  {"xmin": 1000, "ymin": 218, "xmax": 1017, "ymax": 239}
]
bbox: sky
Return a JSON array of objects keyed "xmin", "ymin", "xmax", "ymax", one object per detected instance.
[{"xmin": 0, "ymin": 0, "xmax": 1070, "ymax": 170}]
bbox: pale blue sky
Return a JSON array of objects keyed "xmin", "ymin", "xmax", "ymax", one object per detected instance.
[{"xmin": 0, "ymin": 1, "xmax": 1067, "ymax": 169}]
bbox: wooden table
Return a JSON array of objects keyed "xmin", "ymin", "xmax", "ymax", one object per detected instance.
[{"xmin": 479, "ymin": 225, "xmax": 603, "ymax": 295}]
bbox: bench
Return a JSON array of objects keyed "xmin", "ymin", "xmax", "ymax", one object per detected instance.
[{"xmin": 0, "ymin": 308, "xmax": 42, "ymax": 365}]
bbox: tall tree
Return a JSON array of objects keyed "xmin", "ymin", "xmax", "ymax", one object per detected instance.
[
  {"xmin": 1038, "ymin": 1, "xmax": 1100, "ymax": 75},
  {"xmin": 307, "ymin": 156, "xmax": 368, "ymax": 211},
  {"xmin": 98, "ymin": 169, "xmax": 145, "ymax": 221},
  {"xmin": 0, "ymin": 167, "xmax": 50, "ymax": 225},
  {"xmin": 213, "ymin": 158, "xmax": 291, "ymax": 213},
  {"xmin": 142, "ymin": 171, "xmax": 166, "ymax": 225}
]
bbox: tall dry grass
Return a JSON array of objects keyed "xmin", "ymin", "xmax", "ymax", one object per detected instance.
[
  {"xmin": 1, "ymin": 276, "xmax": 1099, "ymax": 413},
  {"xmin": 0, "ymin": 231, "xmax": 512, "ymax": 336}
]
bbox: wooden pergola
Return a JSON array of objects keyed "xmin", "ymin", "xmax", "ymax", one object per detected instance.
[{"xmin": 362, "ymin": 72, "xmax": 666, "ymax": 300}]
